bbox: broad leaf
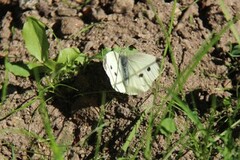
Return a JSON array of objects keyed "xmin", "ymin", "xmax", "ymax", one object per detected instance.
[
  {"xmin": 230, "ymin": 44, "xmax": 240, "ymax": 57},
  {"xmin": 6, "ymin": 62, "xmax": 30, "ymax": 77},
  {"xmin": 159, "ymin": 118, "xmax": 177, "ymax": 136},
  {"xmin": 22, "ymin": 17, "xmax": 49, "ymax": 62},
  {"xmin": 57, "ymin": 47, "xmax": 85, "ymax": 65}
]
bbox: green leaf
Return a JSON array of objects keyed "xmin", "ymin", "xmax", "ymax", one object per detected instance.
[
  {"xmin": 229, "ymin": 44, "xmax": 240, "ymax": 57},
  {"xmin": 75, "ymin": 55, "xmax": 87, "ymax": 65},
  {"xmin": 22, "ymin": 17, "xmax": 49, "ymax": 62},
  {"xmin": 57, "ymin": 48, "xmax": 79, "ymax": 64},
  {"xmin": 44, "ymin": 59, "xmax": 58, "ymax": 71},
  {"xmin": 159, "ymin": 118, "xmax": 176, "ymax": 136},
  {"xmin": 57, "ymin": 47, "xmax": 86, "ymax": 65},
  {"xmin": 26, "ymin": 62, "xmax": 51, "ymax": 74},
  {"xmin": 27, "ymin": 59, "xmax": 57, "ymax": 72},
  {"xmin": 26, "ymin": 62, "xmax": 44, "ymax": 70},
  {"xmin": 6, "ymin": 62, "xmax": 30, "ymax": 77}
]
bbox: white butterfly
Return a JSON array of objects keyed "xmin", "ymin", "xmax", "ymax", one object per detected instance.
[{"xmin": 103, "ymin": 50, "xmax": 159, "ymax": 95}]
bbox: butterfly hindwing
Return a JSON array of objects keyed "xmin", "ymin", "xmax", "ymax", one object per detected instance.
[{"xmin": 103, "ymin": 51, "xmax": 126, "ymax": 93}]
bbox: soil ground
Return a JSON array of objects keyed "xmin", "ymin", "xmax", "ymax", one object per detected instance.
[{"xmin": 0, "ymin": 0, "xmax": 240, "ymax": 159}]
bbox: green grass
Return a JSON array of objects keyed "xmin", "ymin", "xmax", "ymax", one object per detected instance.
[
  {"xmin": 0, "ymin": 0, "xmax": 240, "ymax": 159},
  {"xmin": 113, "ymin": 0, "xmax": 240, "ymax": 159}
]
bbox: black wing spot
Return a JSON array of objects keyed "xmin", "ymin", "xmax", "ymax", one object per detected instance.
[
  {"xmin": 139, "ymin": 73, "xmax": 144, "ymax": 77},
  {"xmin": 114, "ymin": 72, "xmax": 117, "ymax": 76},
  {"xmin": 110, "ymin": 65, "xmax": 113, "ymax": 69},
  {"xmin": 147, "ymin": 67, "xmax": 151, "ymax": 71}
]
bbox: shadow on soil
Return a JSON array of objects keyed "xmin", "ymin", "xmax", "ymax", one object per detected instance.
[{"xmin": 185, "ymin": 89, "xmax": 240, "ymax": 138}]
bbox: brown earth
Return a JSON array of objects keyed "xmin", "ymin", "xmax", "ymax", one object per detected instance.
[{"xmin": 0, "ymin": 0, "xmax": 239, "ymax": 159}]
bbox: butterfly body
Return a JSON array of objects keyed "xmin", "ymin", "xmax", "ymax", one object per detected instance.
[
  {"xmin": 103, "ymin": 51, "xmax": 159, "ymax": 95},
  {"xmin": 119, "ymin": 55, "xmax": 129, "ymax": 82}
]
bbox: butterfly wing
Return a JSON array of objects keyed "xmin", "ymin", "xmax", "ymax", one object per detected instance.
[
  {"xmin": 103, "ymin": 51, "xmax": 126, "ymax": 93},
  {"xmin": 125, "ymin": 53, "xmax": 159, "ymax": 95}
]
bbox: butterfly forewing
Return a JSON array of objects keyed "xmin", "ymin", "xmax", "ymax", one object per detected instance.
[{"xmin": 125, "ymin": 53, "xmax": 159, "ymax": 95}]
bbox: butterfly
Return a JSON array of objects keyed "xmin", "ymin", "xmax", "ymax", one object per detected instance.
[{"xmin": 103, "ymin": 50, "xmax": 159, "ymax": 95}]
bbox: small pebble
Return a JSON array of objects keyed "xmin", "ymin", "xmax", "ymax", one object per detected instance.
[
  {"xmin": 112, "ymin": 0, "xmax": 134, "ymax": 14},
  {"xmin": 60, "ymin": 17, "xmax": 84, "ymax": 35}
]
